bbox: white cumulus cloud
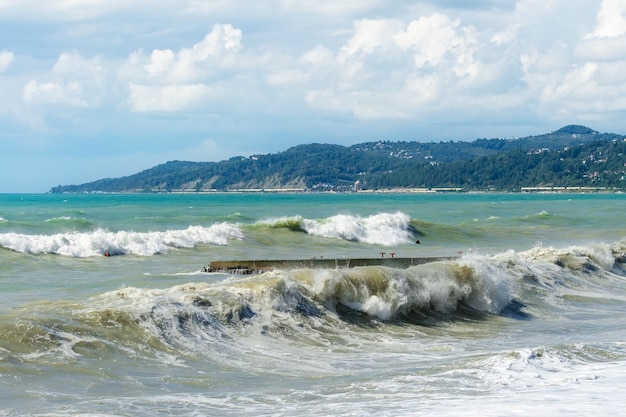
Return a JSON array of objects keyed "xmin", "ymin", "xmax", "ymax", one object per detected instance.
[
  {"xmin": 133, "ymin": 23, "xmax": 242, "ymax": 84},
  {"xmin": 395, "ymin": 13, "xmax": 478, "ymax": 77},
  {"xmin": 341, "ymin": 19, "xmax": 403, "ymax": 56},
  {"xmin": 303, "ymin": 12, "xmax": 483, "ymax": 120},
  {"xmin": 22, "ymin": 80, "xmax": 88, "ymax": 107},
  {"xmin": 20, "ymin": 50, "xmax": 107, "ymax": 108},
  {"xmin": 53, "ymin": 50, "xmax": 105, "ymax": 79},
  {"xmin": 586, "ymin": 0, "xmax": 626, "ymax": 38}
]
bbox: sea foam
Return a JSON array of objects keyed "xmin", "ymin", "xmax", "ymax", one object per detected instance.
[
  {"xmin": 262, "ymin": 211, "xmax": 416, "ymax": 245},
  {"xmin": 0, "ymin": 222, "xmax": 244, "ymax": 257}
]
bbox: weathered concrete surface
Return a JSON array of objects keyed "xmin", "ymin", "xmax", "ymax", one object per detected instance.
[{"xmin": 202, "ymin": 256, "xmax": 456, "ymax": 274}]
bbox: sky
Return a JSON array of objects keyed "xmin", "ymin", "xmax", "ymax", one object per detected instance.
[{"xmin": 1, "ymin": 0, "xmax": 626, "ymax": 192}]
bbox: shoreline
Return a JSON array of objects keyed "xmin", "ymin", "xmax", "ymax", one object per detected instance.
[{"xmin": 42, "ymin": 186, "xmax": 625, "ymax": 195}]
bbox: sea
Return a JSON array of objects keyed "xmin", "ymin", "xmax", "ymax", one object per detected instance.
[{"xmin": 1, "ymin": 192, "xmax": 625, "ymax": 416}]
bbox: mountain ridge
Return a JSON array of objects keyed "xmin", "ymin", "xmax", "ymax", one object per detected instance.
[{"xmin": 50, "ymin": 125, "xmax": 626, "ymax": 193}]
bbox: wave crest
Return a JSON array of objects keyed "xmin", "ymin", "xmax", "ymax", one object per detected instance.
[
  {"xmin": 261, "ymin": 212, "xmax": 416, "ymax": 245},
  {"xmin": 294, "ymin": 261, "xmax": 513, "ymax": 320},
  {"xmin": 0, "ymin": 222, "xmax": 244, "ymax": 257},
  {"xmin": 82, "ymin": 259, "xmax": 515, "ymax": 347}
]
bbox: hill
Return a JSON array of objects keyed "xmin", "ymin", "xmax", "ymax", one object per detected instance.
[{"xmin": 49, "ymin": 125, "xmax": 626, "ymax": 193}]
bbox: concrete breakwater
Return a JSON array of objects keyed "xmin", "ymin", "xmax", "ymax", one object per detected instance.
[{"xmin": 202, "ymin": 256, "xmax": 457, "ymax": 274}]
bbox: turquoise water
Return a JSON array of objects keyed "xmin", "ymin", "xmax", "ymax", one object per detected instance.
[{"xmin": 1, "ymin": 192, "xmax": 626, "ymax": 416}]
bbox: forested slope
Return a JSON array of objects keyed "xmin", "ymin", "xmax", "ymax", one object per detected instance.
[{"xmin": 50, "ymin": 125, "xmax": 626, "ymax": 193}]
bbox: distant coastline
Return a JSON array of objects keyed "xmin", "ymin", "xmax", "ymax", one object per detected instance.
[
  {"xmin": 49, "ymin": 125, "xmax": 626, "ymax": 194},
  {"xmin": 51, "ymin": 186, "xmax": 624, "ymax": 195}
]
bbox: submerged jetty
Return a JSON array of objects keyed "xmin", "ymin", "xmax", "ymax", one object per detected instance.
[{"xmin": 202, "ymin": 256, "xmax": 457, "ymax": 274}]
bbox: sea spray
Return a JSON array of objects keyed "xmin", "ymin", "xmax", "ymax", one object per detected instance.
[
  {"xmin": 260, "ymin": 211, "xmax": 416, "ymax": 245},
  {"xmin": 0, "ymin": 223, "xmax": 244, "ymax": 257},
  {"xmin": 302, "ymin": 212, "xmax": 415, "ymax": 245},
  {"xmin": 285, "ymin": 260, "xmax": 516, "ymax": 321}
]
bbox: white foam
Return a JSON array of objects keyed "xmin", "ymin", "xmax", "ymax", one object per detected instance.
[
  {"xmin": 0, "ymin": 222, "xmax": 244, "ymax": 257},
  {"xmin": 301, "ymin": 211, "xmax": 414, "ymax": 245},
  {"xmin": 258, "ymin": 215, "xmax": 304, "ymax": 226},
  {"xmin": 45, "ymin": 216, "xmax": 73, "ymax": 222},
  {"xmin": 298, "ymin": 260, "xmax": 514, "ymax": 320},
  {"xmin": 457, "ymin": 255, "xmax": 516, "ymax": 313}
]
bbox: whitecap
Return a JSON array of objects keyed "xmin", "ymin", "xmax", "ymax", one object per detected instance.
[
  {"xmin": 0, "ymin": 222, "xmax": 244, "ymax": 257},
  {"xmin": 301, "ymin": 212, "xmax": 415, "ymax": 245}
]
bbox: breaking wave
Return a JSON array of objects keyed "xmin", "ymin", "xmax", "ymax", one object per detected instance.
[
  {"xmin": 2, "ymin": 240, "xmax": 625, "ymax": 374},
  {"xmin": 0, "ymin": 223, "xmax": 244, "ymax": 257},
  {"xmin": 260, "ymin": 211, "xmax": 417, "ymax": 245},
  {"xmin": 0, "ymin": 257, "xmax": 515, "ymax": 369}
]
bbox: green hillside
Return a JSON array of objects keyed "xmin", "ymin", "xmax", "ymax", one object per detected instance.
[{"xmin": 50, "ymin": 125, "xmax": 626, "ymax": 193}]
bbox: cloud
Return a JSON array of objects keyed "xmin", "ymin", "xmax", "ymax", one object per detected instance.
[
  {"xmin": 266, "ymin": 69, "xmax": 308, "ymax": 87},
  {"xmin": 576, "ymin": 0, "xmax": 626, "ymax": 61},
  {"xmin": 53, "ymin": 50, "xmax": 105, "ymax": 79},
  {"xmin": 490, "ymin": 25, "xmax": 520, "ymax": 46},
  {"xmin": 121, "ymin": 23, "xmax": 247, "ymax": 112},
  {"xmin": 4, "ymin": 3, "xmax": 538, "ymax": 126},
  {"xmin": 428, "ymin": 0, "xmax": 516, "ymax": 10},
  {"xmin": 586, "ymin": 0, "xmax": 626, "ymax": 39},
  {"xmin": 297, "ymin": 0, "xmax": 626, "ymax": 129},
  {"xmin": 395, "ymin": 13, "xmax": 478, "ymax": 77},
  {"xmin": 540, "ymin": 63, "xmax": 598, "ymax": 102},
  {"xmin": 168, "ymin": 137, "xmax": 249, "ymax": 162},
  {"xmin": 300, "ymin": 45, "xmax": 334, "ymax": 68},
  {"xmin": 182, "ymin": 0, "xmax": 383, "ymax": 18},
  {"xmin": 22, "ymin": 80, "xmax": 89, "ymax": 107},
  {"xmin": 20, "ymin": 51, "xmax": 106, "ymax": 108},
  {"xmin": 0, "ymin": 0, "xmax": 169, "ymax": 21},
  {"xmin": 145, "ymin": 49, "xmax": 176, "ymax": 77},
  {"xmin": 128, "ymin": 83, "xmax": 210, "ymax": 112},
  {"xmin": 128, "ymin": 23, "xmax": 242, "ymax": 84},
  {"xmin": 0, "ymin": 50, "xmax": 14, "ymax": 72},
  {"xmin": 277, "ymin": 0, "xmax": 383, "ymax": 16},
  {"xmin": 302, "ymin": 13, "xmax": 482, "ymax": 120},
  {"xmin": 306, "ymin": 73, "xmax": 441, "ymax": 120},
  {"xmin": 341, "ymin": 19, "xmax": 403, "ymax": 56}
]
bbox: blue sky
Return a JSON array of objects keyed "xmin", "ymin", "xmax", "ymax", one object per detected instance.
[{"xmin": 1, "ymin": 0, "xmax": 626, "ymax": 192}]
